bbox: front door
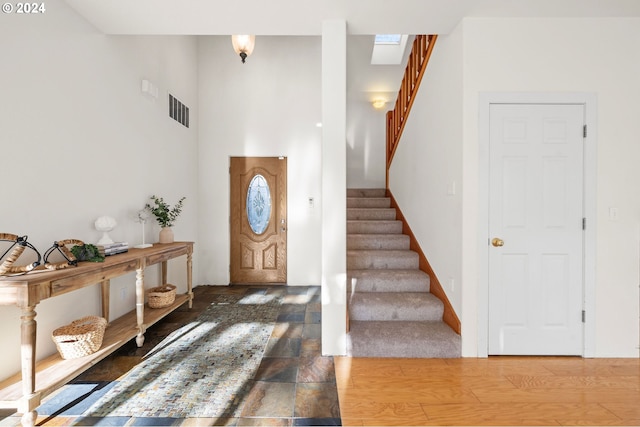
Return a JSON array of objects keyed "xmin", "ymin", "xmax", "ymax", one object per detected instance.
[
  {"xmin": 230, "ymin": 157, "xmax": 287, "ymax": 284},
  {"xmin": 488, "ymin": 103, "xmax": 584, "ymax": 355}
]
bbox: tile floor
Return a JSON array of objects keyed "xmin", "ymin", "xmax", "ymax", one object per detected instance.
[{"xmin": 0, "ymin": 285, "xmax": 341, "ymax": 426}]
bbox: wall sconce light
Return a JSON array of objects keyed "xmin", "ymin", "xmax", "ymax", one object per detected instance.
[
  {"xmin": 231, "ymin": 35, "xmax": 255, "ymax": 64},
  {"xmin": 371, "ymin": 99, "xmax": 387, "ymax": 110}
]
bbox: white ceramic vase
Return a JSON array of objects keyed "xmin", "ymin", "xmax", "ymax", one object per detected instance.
[{"xmin": 159, "ymin": 227, "xmax": 174, "ymax": 244}]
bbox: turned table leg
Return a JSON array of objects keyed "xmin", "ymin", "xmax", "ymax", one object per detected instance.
[
  {"xmin": 20, "ymin": 410, "xmax": 36, "ymax": 427},
  {"xmin": 187, "ymin": 250, "xmax": 193, "ymax": 309},
  {"xmin": 161, "ymin": 261, "xmax": 167, "ymax": 285},
  {"xmin": 19, "ymin": 305, "xmax": 39, "ymax": 426},
  {"xmin": 135, "ymin": 266, "xmax": 145, "ymax": 347},
  {"xmin": 100, "ymin": 280, "xmax": 110, "ymax": 323}
]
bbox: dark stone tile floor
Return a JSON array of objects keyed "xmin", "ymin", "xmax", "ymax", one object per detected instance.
[{"xmin": 0, "ymin": 285, "xmax": 341, "ymax": 426}]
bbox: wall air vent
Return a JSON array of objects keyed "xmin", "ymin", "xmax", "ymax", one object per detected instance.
[{"xmin": 169, "ymin": 94, "xmax": 189, "ymax": 128}]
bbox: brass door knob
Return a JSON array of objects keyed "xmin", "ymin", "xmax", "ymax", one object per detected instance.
[{"xmin": 491, "ymin": 238, "xmax": 504, "ymax": 247}]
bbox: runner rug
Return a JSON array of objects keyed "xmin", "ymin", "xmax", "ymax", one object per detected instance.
[{"xmin": 86, "ymin": 291, "xmax": 281, "ymax": 418}]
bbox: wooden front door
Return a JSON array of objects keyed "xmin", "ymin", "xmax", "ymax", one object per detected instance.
[{"xmin": 230, "ymin": 157, "xmax": 287, "ymax": 284}]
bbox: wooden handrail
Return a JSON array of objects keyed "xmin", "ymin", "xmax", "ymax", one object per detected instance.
[{"xmin": 386, "ymin": 34, "xmax": 437, "ymax": 188}]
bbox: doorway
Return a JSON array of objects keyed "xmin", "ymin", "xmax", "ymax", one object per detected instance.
[
  {"xmin": 230, "ymin": 156, "xmax": 287, "ymax": 284},
  {"xmin": 478, "ymin": 93, "xmax": 597, "ymax": 357}
]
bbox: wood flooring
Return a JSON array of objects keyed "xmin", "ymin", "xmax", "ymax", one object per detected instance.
[{"xmin": 335, "ymin": 356, "xmax": 640, "ymax": 426}]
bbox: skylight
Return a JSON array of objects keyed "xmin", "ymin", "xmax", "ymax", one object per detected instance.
[
  {"xmin": 371, "ymin": 34, "xmax": 409, "ymax": 65},
  {"xmin": 374, "ymin": 34, "xmax": 402, "ymax": 45}
]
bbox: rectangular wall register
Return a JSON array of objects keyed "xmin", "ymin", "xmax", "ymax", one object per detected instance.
[
  {"xmin": 169, "ymin": 94, "xmax": 190, "ymax": 128},
  {"xmin": 0, "ymin": 241, "xmax": 194, "ymax": 427}
]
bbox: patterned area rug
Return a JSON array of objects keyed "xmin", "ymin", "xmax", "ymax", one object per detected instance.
[{"xmin": 86, "ymin": 292, "xmax": 282, "ymax": 418}]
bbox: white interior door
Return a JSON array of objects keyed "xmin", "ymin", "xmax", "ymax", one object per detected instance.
[{"xmin": 488, "ymin": 103, "xmax": 584, "ymax": 355}]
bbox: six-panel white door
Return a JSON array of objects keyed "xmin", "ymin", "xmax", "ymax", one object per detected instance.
[{"xmin": 488, "ymin": 103, "xmax": 585, "ymax": 355}]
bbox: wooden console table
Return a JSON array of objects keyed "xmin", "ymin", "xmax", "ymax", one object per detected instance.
[{"xmin": 0, "ymin": 241, "xmax": 194, "ymax": 426}]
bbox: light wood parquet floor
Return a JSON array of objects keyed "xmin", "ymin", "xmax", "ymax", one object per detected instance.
[{"xmin": 335, "ymin": 356, "xmax": 640, "ymax": 426}]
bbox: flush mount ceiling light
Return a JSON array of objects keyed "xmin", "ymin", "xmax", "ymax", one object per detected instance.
[
  {"xmin": 371, "ymin": 98, "xmax": 387, "ymax": 110},
  {"xmin": 231, "ymin": 35, "xmax": 255, "ymax": 64}
]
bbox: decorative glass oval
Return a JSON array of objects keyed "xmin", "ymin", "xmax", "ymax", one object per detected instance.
[{"xmin": 246, "ymin": 174, "xmax": 272, "ymax": 235}]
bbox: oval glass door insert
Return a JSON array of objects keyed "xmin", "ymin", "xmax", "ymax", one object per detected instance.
[{"xmin": 246, "ymin": 174, "xmax": 272, "ymax": 235}]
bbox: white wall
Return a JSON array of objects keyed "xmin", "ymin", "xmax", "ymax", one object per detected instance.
[
  {"xmin": 346, "ymin": 35, "xmax": 396, "ymax": 189},
  {"xmin": 390, "ymin": 17, "xmax": 640, "ymax": 358},
  {"xmin": 197, "ymin": 36, "xmax": 323, "ymax": 287},
  {"xmin": 461, "ymin": 17, "xmax": 640, "ymax": 357},
  {"xmin": 346, "ymin": 102, "xmax": 386, "ymax": 189},
  {"xmin": 389, "ymin": 25, "xmax": 464, "ymax": 313},
  {"xmin": 0, "ymin": 0, "xmax": 199, "ymax": 380}
]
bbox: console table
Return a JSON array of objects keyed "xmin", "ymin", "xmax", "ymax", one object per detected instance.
[{"xmin": 0, "ymin": 241, "xmax": 194, "ymax": 426}]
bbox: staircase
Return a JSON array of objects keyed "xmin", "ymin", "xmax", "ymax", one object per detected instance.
[{"xmin": 346, "ymin": 188, "xmax": 461, "ymax": 358}]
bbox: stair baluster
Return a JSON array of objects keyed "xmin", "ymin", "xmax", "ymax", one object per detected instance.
[{"xmin": 386, "ymin": 34, "xmax": 438, "ymax": 188}]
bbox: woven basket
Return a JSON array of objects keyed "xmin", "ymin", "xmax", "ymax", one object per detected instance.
[
  {"xmin": 52, "ymin": 316, "xmax": 107, "ymax": 359},
  {"xmin": 147, "ymin": 284, "xmax": 176, "ymax": 308}
]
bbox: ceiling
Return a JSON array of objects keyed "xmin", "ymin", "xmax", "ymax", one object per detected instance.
[
  {"xmin": 63, "ymin": 0, "xmax": 640, "ymax": 35},
  {"xmin": 61, "ymin": 0, "xmax": 640, "ymax": 106}
]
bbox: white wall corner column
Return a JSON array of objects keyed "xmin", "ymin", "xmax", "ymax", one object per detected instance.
[{"xmin": 321, "ymin": 19, "xmax": 347, "ymax": 356}]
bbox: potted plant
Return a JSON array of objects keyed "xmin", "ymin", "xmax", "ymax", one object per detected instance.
[{"xmin": 145, "ymin": 195, "xmax": 186, "ymax": 244}]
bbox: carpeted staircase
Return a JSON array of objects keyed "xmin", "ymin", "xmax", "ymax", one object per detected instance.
[{"xmin": 346, "ymin": 188, "xmax": 461, "ymax": 358}]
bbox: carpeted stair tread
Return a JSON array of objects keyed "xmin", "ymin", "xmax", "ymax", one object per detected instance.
[
  {"xmin": 347, "ymin": 188, "xmax": 387, "ymax": 198},
  {"xmin": 347, "ymin": 234, "xmax": 410, "ymax": 250},
  {"xmin": 347, "ymin": 197, "xmax": 391, "ymax": 209},
  {"xmin": 347, "ymin": 249, "xmax": 419, "ymax": 270},
  {"xmin": 347, "ymin": 208, "xmax": 397, "ymax": 220},
  {"xmin": 347, "ymin": 220, "xmax": 403, "ymax": 234},
  {"xmin": 347, "ymin": 320, "xmax": 461, "ymax": 358},
  {"xmin": 349, "ymin": 292, "xmax": 443, "ymax": 321},
  {"xmin": 345, "ymin": 188, "xmax": 461, "ymax": 359},
  {"xmin": 348, "ymin": 269, "xmax": 430, "ymax": 292}
]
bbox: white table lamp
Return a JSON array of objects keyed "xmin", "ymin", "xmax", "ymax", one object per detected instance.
[{"xmin": 134, "ymin": 209, "xmax": 152, "ymax": 249}]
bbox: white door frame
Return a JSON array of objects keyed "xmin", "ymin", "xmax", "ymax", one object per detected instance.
[{"xmin": 478, "ymin": 92, "xmax": 597, "ymax": 358}]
